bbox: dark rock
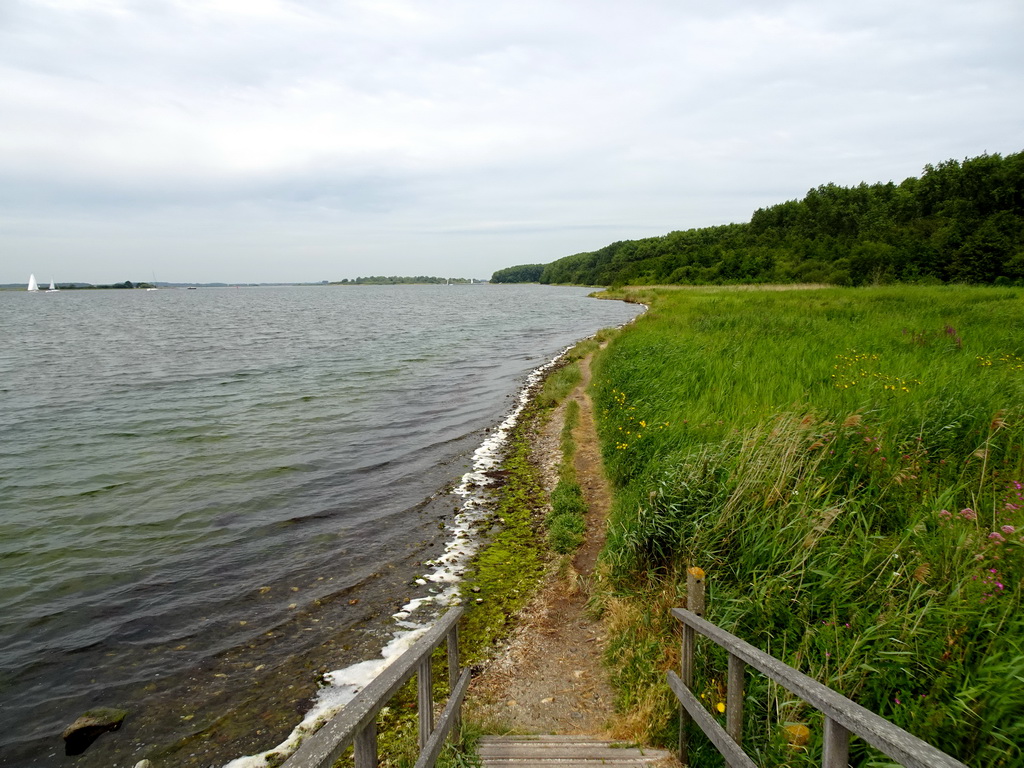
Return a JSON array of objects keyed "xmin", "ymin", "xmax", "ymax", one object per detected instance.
[{"xmin": 62, "ymin": 707, "xmax": 128, "ymax": 755}]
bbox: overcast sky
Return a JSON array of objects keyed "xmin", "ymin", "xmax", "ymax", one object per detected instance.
[{"xmin": 2, "ymin": 0, "xmax": 1022, "ymax": 284}]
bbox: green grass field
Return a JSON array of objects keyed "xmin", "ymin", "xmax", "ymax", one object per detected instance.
[{"xmin": 590, "ymin": 285, "xmax": 1024, "ymax": 766}]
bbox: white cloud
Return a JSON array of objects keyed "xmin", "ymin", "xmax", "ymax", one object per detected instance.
[{"xmin": 1, "ymin": 0, "xmax": 1022, "ymax": 283}]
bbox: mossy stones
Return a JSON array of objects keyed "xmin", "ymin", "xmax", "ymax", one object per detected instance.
[{"xmin": 61, "ymin": 707, "xmax": 128, "ymax": 755}]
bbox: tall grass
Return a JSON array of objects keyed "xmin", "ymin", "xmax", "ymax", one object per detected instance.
[{"xmin": 591, "ymin": 286, "xmax": 1024, "ymax": 766}]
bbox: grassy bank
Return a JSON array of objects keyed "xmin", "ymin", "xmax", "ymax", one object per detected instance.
[
  {"xmin": 590, "ymin": 285, "xmax": 1024, "ymax": 766},
  {"xmin": 547, "ymin": 400, "xmax": 585, "ymax": 554}
]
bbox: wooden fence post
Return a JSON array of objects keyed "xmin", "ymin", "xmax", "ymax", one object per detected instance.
[
  {"xmin": 418, "ymin": 657, "xmax": 433, "ymax": 750},
  {"xmin": 687, "ymin": 567, "xmax": 706, "ymax": 618},
  {"xmin": 679, "ymin": 567, "xmax": 706, "ymax": 767},
  {"xmin": 726, "ymin": 652, "xmax": 744, "ymax": 746},
  {"xmin": 354, "ymin": 720, "xmax": 378, "ymax": 768},
  {"xmin": 447, "ymin": 624, "xmax": 461, "ymax": 737},
  {"xmin": 823, "ymin": 716, "xmax": 850, "ymax": 768}
]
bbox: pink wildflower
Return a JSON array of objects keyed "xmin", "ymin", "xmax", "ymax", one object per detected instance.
[
  {"xmin": 1002, "ymin": 525, "xmax": 1015, "ymax": 535},
  {"xmin": 960, "ymin": 508, "xmax": 978, "ymax": 521},
  {"xmin": 989, "ymin": 532, "xmax": 1006, "ymax": 543},
  {"xmin": 939, "ymin": 509, "xmax": 951, "ymax": 519}
]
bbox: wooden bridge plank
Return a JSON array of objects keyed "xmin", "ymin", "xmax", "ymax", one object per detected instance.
[
  {"xmin": 477, "ymin": 736, "xmax": 672, "ymax": 768},
  {"xmin": 481, "ymin": 736, "xmax": 619, "ymax": 743},
  {"xmin": 479, "ymin": 745, "xmax": 664, "ymax": 755},
  {"xmin": 479, "ymin": 762, "xmax": 670, "ymax": 768},
  {"xmin": 479, "ymin": 749, "xmax": 668, "ymax": 760}
]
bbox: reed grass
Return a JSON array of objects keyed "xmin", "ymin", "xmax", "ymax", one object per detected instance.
[{"xmin": 591, "ymin": 285, "xmax": 1024, "ymax": 766}]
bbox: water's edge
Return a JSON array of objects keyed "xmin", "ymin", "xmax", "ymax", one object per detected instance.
[{"xmin": 221, "ymin": 344, "xmax": 577, "ymax": 767}]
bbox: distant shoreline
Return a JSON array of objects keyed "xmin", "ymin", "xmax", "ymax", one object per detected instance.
[{"xmin": 1, "ymin": 279, "xmax": 492, "ymax": 291}]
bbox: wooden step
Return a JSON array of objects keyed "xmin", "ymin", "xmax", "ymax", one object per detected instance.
[{"xmin": 477, "ymin": 735, "xmax": 673, "ymax": 768}]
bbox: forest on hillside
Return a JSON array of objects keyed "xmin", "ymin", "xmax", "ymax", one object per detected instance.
[{"xmin": 491, "ymin": 151, "xmax": 1024, "ymax": 287}]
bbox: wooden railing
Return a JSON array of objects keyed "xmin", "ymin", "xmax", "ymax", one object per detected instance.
[
  {"xmin": 283, "ymin": 607, "xmax": 469, "ymax": 768},
  {"xmin": 670, "ymin": 568, "xmax": 968, "ymax": 768}
]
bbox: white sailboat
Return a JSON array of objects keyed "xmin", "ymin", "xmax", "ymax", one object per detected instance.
[
  {"xmin": 27, "ymin": 274, "xmax": 39, "ymax": 292},
  {"xmin": 46, "ymin": 279, "xmax": 59, "ymax": 292}
]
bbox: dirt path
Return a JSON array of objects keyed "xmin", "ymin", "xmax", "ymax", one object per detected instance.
[{"xmin": 466, "ymin": 353, "xmax": 618, "ymax": 735}]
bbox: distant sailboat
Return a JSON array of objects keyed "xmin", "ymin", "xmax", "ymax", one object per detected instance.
[
  {"xmin": 27, "ymin": 274, "xmax": 39, "ymax": 292},
  {"xmin": 46, "ymin": 279, "xmax": 59, "ymax": 292}
]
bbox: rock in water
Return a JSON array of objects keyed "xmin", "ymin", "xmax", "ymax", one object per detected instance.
[{"xmin": 62, "ymin": 707, "xmax": 128, "ymax": 755}]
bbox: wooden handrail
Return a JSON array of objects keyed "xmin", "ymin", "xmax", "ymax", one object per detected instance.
[
  {"xmin": 669, "ymin": 604, "xmax": 968, "ymax": 768},
  {"xmin": 283, "ymin": 607, "xmax": 468, "ymax": 768}
]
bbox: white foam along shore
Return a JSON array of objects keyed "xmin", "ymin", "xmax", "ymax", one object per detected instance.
[{"xmin": 222, "ymin": 345, "xmax": 576, "ymax": 768}]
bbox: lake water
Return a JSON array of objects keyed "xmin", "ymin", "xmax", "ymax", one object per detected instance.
[{"xmin": 0, "ymin": 284, "xmax": 641, "ymax": 767}]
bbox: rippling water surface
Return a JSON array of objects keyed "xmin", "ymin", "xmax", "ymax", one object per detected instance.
[{"xmin": 0, "ymin": 284, "xmax": 640, "ymax": 767}]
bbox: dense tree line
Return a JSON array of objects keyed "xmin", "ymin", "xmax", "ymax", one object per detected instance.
[
  {"xmin": 490, "ymin": 263, "xmax": 546, "ymax": 283},
  {"xmin": 494, "ymin": 151, "xmax": 1024, "ymax": 286}
]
